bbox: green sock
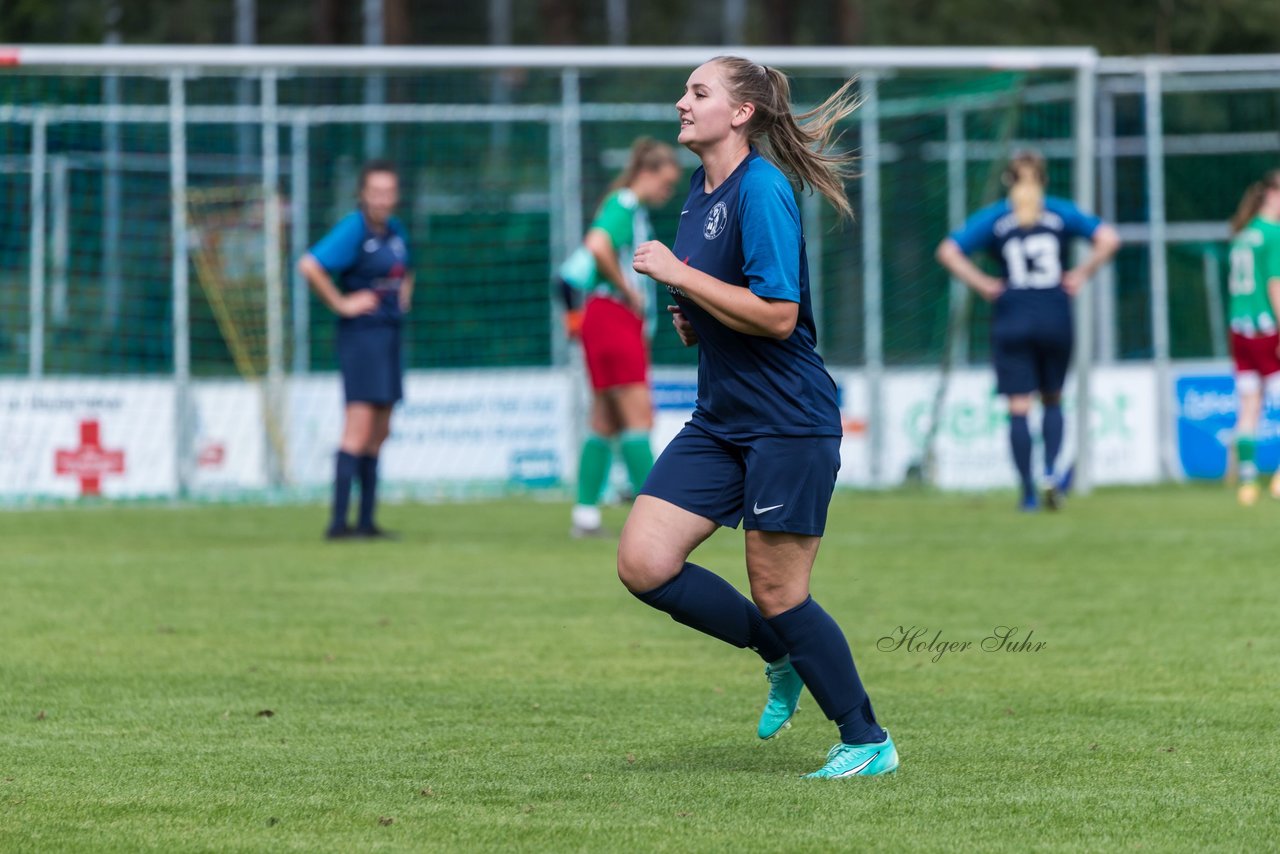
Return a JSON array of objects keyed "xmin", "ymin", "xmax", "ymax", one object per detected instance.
[
  {"xmin": 576, "ymin": 433, "xmax": 612, "ymax": 506},
  {"xmin": 1238, "ymin": 435, "xmax": 1258, "ymax": 483},
  {"xmin": 619, "ymin": 430, "xmax": 654, "ymax": 494}
]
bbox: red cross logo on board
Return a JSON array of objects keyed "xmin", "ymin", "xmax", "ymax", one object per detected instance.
[{"xmin": 54, "ymin": 419, "xmax": 126, "ymax": 497}]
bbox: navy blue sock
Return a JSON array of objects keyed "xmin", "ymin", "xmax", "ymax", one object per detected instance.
[
  {"xmin": 1042, "ymin": 404, "xmax": 1064, "ymax": 479},
  {"xmin": 331, "ymin": 451, "xmax": 358, "ymax": 531},
  {"xmin": 1009, "ymin": 414, "xmax": 1034, "ymax": 499},
  {"xmin": 766, "ymin": 596, "xmax": 885, "ymax": 745},
  {"xmin": 634, "ymin": 563, "xmax": 788, "ymax": 663},
  {"xmin": 357, "ymin": 454, "xmax": 379, "ymax": 530}
]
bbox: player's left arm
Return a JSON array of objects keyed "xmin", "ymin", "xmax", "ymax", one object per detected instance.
[
  {"xmin": 399, "ymin": 272, "xmax": 415, "ymax": 313},
  {"xmin": 1059, "ymin": 201, "xmax": 1121, "ymax": 296},
  {"xmin": 633, "ymin": 244, "xmax": 798, "ymax": 339},
  {"xmin": 1266, "ymin": 240, "xmax": 1280, "ymax": 355}
]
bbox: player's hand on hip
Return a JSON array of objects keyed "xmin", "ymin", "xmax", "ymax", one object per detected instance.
[
  {"xmin": 633, "ymin": 240, "xmax": 681, "ymax": 285},
  {"xmin": 339, "ymin": 290, "xmax": 380, "ymax": 318},
  {"xmin": 1062, "ymin": 268, "xmax": 1087, "ymax": 296},
  {"xmin": 668, "ymin": 305, "xmax": 698, "ymax": 347},
  {"xmin": 979, "ymin": 275, "xmax": 1006, "ymax": 302},
  {"xmin": 622, "ymin": 287, "xmax": 646, "ymax": 318}
]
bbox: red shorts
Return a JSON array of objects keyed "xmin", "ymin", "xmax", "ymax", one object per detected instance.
[
  {"xmin": 580, "ymin": 295, "xmax": 648, "ymax": 392},
  {"xmin": 1231, "ymin": 332, "xmax": 1280, "ymax": 387}
]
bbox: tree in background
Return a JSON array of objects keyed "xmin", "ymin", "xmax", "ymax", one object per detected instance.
[{"xmin": 1, "ymin": 0, "xmax": 1278, "ymax": 54}]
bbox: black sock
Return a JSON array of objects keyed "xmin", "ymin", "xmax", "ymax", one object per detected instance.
[
  {"xmin": 766, "ymin": 597, "xmax": 886, "ymax": 745},
  {"xmin": 357, "ymin": 454, "xmax": 379, "ymax": 530},
  {"xmin": 1042, "ymin": 405, "xmax": 1064, "ymax": 479},
  {"xmin": 331, "ymin": 451, "xmax": 358, "ymax": 531},
  {"xmin": 1009, "ymin": 414, "xmax": 1034, "ymax": 499},
  {"xmin": 634, "ymin": 562, "xmax": 788, "ymax": 663}
]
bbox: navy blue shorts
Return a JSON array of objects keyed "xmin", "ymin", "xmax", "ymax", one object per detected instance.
[
  {"xmin": 640, "ymin": 422, "xmax": 841, "ymax": 537},
  {"xmin": 991, "ymin": 292, "xmax": 1073, "ymax": 396},
  {"xmin": 337, "ymin": 322, "xmax": 403, "ymax": 405}
]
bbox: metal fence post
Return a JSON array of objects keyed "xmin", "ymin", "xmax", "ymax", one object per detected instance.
[
  {"xmin": 559, "ymin": 68, "xmax": 587, "ymax": 489},
  {"xmin": 802, "ymin": 191, "xmax": 825, "ymax": 353},
  {"xmin": 28, "ymin": 111, "xmax": 47, "ymax": 379},
  {"xmin": 1073, "ymin": 60, "xmax": 1098, "ymax": 495},
  {"xmin": 860, "ymin": 72, "xmax": 885, "ymax": 487},
  {"xmin": 1096, "ymin": 86, "xmax": 1118, "ymax": 364},
  {"xmin": 169, "ymin": 70, "xmax": 192, "ymax": 498},
  {"xmin": 262, "ymin": 69, "xmax": 286, "ymax": 486},
  {"xmin": 290, "ymin": 116, "xmax": 311, "ymax": 376},
  {"xmin": 945, "ymin": 103, "xmax": 969, "ymax": 368},
  {"xmin": 1144, "ymin": 60, "xmax": 1175, "ymax": 481}
]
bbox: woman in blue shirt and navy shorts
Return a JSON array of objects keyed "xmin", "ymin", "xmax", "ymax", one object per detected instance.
[
  {"xmin": 298, "ymin": 160, "xmax": 413, "ymax": 540},
  {"xmin": 620, "ymin": 57, "xmax": 898, "ymax": 779}
]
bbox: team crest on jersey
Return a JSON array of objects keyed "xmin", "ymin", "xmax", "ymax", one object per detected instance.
[
  {"xmin": 389, "ymin": 236, "xmax": 406, "ymax": 258},
  {"xmin": 703, "ymin": 202, "xmax": 728, "ymax": 240},
  {"xmin": 363, "ymin": 238, "xmax": 380, "ymax": 253}
]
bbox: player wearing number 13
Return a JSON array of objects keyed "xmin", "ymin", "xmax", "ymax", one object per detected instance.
[{"xmin": 936, "ymin": 150, "xmax": 1120, "ymax": 511}]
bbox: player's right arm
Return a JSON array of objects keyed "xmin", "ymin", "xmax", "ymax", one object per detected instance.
[
  {"xmin": 584, "ymin": 227, "xmax": 645, "ymax": 316},
  {"xmin": 298, "ymin": 255, "xmax": 377, "ymax": 317},
  {"xmin": 298, "ymin": 214, "xmax": 378, "ymax": 318},
  {"xmin": 936, "ymin": 205, "xmax": 1005, "ymax": 302},
  {"xmin": 1266, "ymin": 236, "xmax": 1280, "ymax": 355},
  {"xmin": 935, "ymin": 238, "xmax": 1004, "ymax": 302}
]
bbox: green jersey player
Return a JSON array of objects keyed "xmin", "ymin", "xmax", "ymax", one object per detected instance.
[
  {"xmin": 555, "ymin": 139, "xmax": 681, "ymax": 537},
  {"xmin": 1226, "ymin": 170, "xmax": 1280, "ymax": 505}
]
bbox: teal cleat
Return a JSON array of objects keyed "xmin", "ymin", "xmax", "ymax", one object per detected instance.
[
  {"xmin": 756, "ymin": 655, "xmax": 803, "ymax": 740},
  {"xmin": 803, "ymin": 732, "xmax": 900, "ymax": 779}
]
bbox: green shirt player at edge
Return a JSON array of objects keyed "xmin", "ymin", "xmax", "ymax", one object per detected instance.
[{"xmin": 1227, "ymin": 170, "xmax": 1280, "ymax": 506}]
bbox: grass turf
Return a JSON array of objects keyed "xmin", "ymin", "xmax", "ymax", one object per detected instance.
[{"xmin": 0, "ymin": 486, "xmax": 1275, "ymax": 852}]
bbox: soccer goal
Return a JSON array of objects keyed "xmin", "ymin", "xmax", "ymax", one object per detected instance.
[{"xmin": 0, "ymin": 45, "xmax": 1104, "ymax": 502}]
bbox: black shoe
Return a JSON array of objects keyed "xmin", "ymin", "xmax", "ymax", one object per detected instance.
[
  {"xmin": 354, "ymin": 526, "xmax": 399, "ymax": 540},
  {"xmin": 325, "ymin": 525, "xmax": 356, "ymax": 541}
]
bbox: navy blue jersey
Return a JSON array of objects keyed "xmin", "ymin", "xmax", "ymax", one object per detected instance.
[
  {"xmin": 308, "ymin": 211, "xmax": 412, "ymax": 327},
  {"xmin": 669, "ymin": 151, "xmax": 840, "ymax": 438},
  {"xmin": 949, "ymin": 196, "xmax": 1101, "ymax": 291}
]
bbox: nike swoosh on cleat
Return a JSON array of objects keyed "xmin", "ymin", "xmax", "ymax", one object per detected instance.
[
  {"xmin": 834, "ymin": 750, "xmax": 880, "ymax": 778},
  {"xmin": 680, "ymin": 210, "xmax": 689, "ymax": 215},
  {"xmin": 753, "ymin": 502, "xmax": 784, "ymax": 514}
]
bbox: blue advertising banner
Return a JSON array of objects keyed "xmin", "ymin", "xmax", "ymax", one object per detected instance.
[{"xmin": 1176, "ymin": 373, "xmax": 1280, "ymax": 478}]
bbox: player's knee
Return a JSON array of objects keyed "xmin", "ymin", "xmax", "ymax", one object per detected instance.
[
  {"xmin": 589, "ymin": 411, "xmax": 619, "ymax": 437},
  {"xmin": 1006, "ymin": 396, "xmax": 1033, "ymax": 417},
  {"xmin": 1041, "ymin": 391, "xmax": 1062, "ymax": 407},
  {"xmin": 624, "ymin": 411, "xmax": 654, "ymax": 431},
  {"xmin": 1264, "ymin": 372, "xmax": 1280, "ymax": 404},
  {"xmin": 616, "ymin": 543, "xmax": 651, "ymax": 592},
  {"xmin": 750, "ymin": 578, "xmax": 806, "ymax": 619},
  {"xmin": 340, "ymin": 431, "xmax": 368, "ymax": 454},
  {"xmin": 616, "ymin": 538, "xmax": 677, "ymax": 594}
]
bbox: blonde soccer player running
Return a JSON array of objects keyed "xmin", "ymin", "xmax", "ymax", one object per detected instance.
[{"xmin": 618, "ymin": 57, "xmax": 897, "ymax": 779}]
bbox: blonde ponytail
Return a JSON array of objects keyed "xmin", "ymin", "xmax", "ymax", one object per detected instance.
[
  {"xmin": 1003, "ymin": 150, "xmax": 1046, "ymax": 228},
  {"xmin": 713, "ymin": 56, "xmax": 858, "ymax": 220}
]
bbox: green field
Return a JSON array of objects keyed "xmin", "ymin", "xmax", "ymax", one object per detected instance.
[{"xmin": 0, "ymin": 487, "xmax": 1274, "ymax": 852}]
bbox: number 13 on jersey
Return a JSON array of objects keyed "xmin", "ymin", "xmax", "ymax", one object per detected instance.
[{"xmin": 1001, "ymin": 233, "xmax": 1063, "ymax": 289}]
